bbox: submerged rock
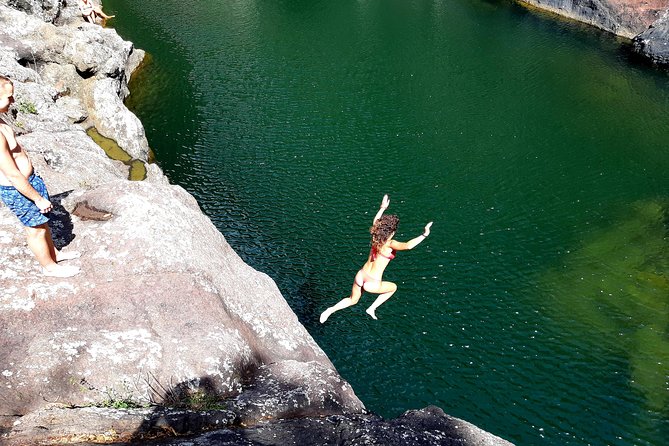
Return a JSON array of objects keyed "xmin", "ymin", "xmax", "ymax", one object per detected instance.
[{"xmin": 538, "ymin": 199, "xmax": 669, "ymax": 413}]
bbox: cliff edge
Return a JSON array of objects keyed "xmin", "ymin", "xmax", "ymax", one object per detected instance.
[
  {"xmin": 0, "ymin": 2, "xmax": 512, "ymax": 445},
  {"xmin": 519, "ymin": 0, "xmax": 669, "ymax": 65}
]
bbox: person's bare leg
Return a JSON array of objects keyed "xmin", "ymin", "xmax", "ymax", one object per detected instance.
[
  {"xmin": 25, "ymin": 224, "xmax": 79, "ymax": 277},
  {"xmin": 39, "ymin": 224, "xmax": 80, "ymax": 262},
  {"xmin": 320, "ymin": 283, "xmax": 362, "ymax": 323},
  {"xmin": 365, "ymin": 282, "xmax": 397, "ymax": 320},
  {"xmin": 25, "ymin": 224, "xmax": 56, "ymax": 268},
  {"xmin": 94, "ymin": 7, "xmax": 114, "ymax": 19}
]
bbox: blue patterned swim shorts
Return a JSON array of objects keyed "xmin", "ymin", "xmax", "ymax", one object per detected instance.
[{"xmin": 0, "ymin": 174, "xmax": 50, "ymax": 227}]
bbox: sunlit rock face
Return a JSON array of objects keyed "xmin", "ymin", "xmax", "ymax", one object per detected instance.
[
  {"xmin": 519, "ymin": 0, "xmax": 668, "ymax": 37},
  {"xmin": 0, "ymin": 5, "xmax": 148, "ymax": 157},
  {"xmin": 0, "ymin": 178, "xmax": 364, "ymax": 422},
  {"xmin": 518, "ymin": 0, "xmax": 669, "ymax": 65},
  {"xmin": 633, "ymin": 11, "xmax": 669, "ymax": 65},
  {"xmin": 0, "ymin": 0, "xmax": 363, "ymax": 432}
]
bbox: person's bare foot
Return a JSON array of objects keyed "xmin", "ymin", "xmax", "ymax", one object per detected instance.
[
  {"xmin": 56, "ymin": 250, "xmax": 81, "ymax": 262},
  {"xmin": 365, "ymin": 307, "xmax": 378, "ymax": 320},
  {"xmin": 320, "ymin": 308, "xmax": 333, "ymax": 324},
  {"xmin": 43, "ymin": 264, "xmax": 80, "ymax": 278}
]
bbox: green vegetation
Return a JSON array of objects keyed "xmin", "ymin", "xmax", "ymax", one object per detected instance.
[
  {"xmin": 175, "ymin": 389, "xmax": 228, "ymax": 411},
  {"xmin": 17, "ymin": 101, "xmax": 37, "ymax": 114},
  {"xmin": 98, "ymin": 397, "xmax": 145, "ymax": 410},
  {"xmin": 145, "ymin": 374, "xmax": 229, "ymax": 411}
]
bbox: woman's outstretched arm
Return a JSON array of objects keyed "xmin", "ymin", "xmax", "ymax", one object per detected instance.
[
  {"xmin": 373, "ymin": 194, "xmax": 390, "ymax": 224},
  {"xmin": 390, "ymin": 222, "xmax": 433, "ymax": 251}
]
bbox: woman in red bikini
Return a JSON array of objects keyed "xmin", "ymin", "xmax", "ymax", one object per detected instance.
[{"xmin": 320, "ymin": 194, "xmax": 432, "ymax": 322}]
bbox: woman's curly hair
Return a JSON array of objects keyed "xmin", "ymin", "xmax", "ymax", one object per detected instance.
[{"xmin": 370, "ymin": 214, "xmax": 399, "ymax": 256}]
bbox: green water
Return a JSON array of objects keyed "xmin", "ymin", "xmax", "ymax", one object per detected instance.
[{"xmin": 105, "ymin": 0, "xmax": 669, "ymax": 444}]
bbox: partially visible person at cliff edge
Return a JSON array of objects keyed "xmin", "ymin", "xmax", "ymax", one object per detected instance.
[
  {"xmin": 0, "ymin": 76, "xmax": 80, "ymax": 278},
  {"xmin": 320, "ymin": 194, "xmax": 432, "ymax": 323},
  {"xmin": 79, "ymin": 0, "xmax": 115, "ymax": 24}
]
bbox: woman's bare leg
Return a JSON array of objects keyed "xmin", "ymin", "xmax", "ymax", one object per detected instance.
[
  {"xmin": 320, "ymin": 283, "xmax": 362, "ymax": 323},
  {"xmin": 94, "ymin": 7, "xmax": 114, "ymax": 19},
  {"xmin": 365, "ymin": 281, "xmax": 397, "ymax": 320}
]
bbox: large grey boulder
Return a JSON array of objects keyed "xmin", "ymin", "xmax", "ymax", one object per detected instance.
[
  {"xmin": 10, "ymin": 79, "xmax": 82, "ymax": 132},
  {"xmin": 79, "ymin": 77, "xmax": 150, "ymax": 159},
  {"xmin": 0, "ymin": 0, "xmax": 92, "ymax": 25},
  {"xmin": 0, "ymin": 51, "xmax": 40, "ymax": 82},
  {"xmin": 633, "ymin": 10, "xmax": 669, "ymax": 64},
  {"xmin": 0, "ymin": 6, "xmax": 65, "ymax": 64},
  {"xmin": 40, "ymin": 62, "xmax": 86, "ymax": 97},
  {"xmin": 61, "ymin": 24, "xmax": 134, "ymax": 78},
  {"xmin": 1, "ymin": 0, "xmax": 63, "ymax": 23},
  {"xmin": 0, "ymin": 6, "xmax": 139, "ymax": 79},
  {"xmin": 0, "ymin": 176, "xmax": 364, "ymax": 426},
  {"xmin": 0, "ymin": 6, "xmax": 148, "ymax": 159},
  {"xmin": 17, "ymin": 129, "xmax": 128, "ymax": 186}
]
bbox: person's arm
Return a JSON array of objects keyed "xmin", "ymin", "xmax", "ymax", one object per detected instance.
[
  {"xmin": 0, "ymin": 134, "xmax": 52, "ymax": 213},
  {"xmin": 390, "ymin": 222, "xmax": 433, "ymax": 251},
  {"xmin": 373, "ymin": 194, "xmax": 390, "ymax": 224}
]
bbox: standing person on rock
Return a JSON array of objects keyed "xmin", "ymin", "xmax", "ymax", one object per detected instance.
[
  {"xmin": 0, "ymin": 76, "xmax": 80, "ymax": 278},
  {"xmin": 320, "ymin": 194, "xmax": 432, "ymax": 323}
]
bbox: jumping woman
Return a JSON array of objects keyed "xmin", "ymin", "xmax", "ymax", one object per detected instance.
[{"xmin": 319, "ymin": 194, "xmax": 432, "ymax": 323}]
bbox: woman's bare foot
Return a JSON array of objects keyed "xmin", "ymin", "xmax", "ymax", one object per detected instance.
[
  {"xmin": 43, "ymin": 264, "xmax": 80, "ymax": 278},
  {"xmin": 365, "ymin": 307, "xmax": 378, "ymax": 320}
]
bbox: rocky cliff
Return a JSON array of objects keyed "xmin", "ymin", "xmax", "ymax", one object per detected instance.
[
  {"xmin": 0, "ymin": 2, "xmax": 512, "ymax": 445},
  {"xmin": 519, "ymin": 0, "xmax": 669, "ymax": 65}
]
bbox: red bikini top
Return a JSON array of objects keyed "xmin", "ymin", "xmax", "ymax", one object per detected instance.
[{"xmin": 371, "ymin": 248, "xmax": 396, "ymax": 261}]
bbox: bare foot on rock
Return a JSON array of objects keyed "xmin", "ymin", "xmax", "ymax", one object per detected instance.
[
  {"xmin": 43, "ymin": 264, "xmax": 80, "ymax": 278},
  {"xmin": 56, "ymin": 250, "xmax": 81, "ymax": 262}
]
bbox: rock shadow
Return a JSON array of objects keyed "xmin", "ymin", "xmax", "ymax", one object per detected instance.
[{"xmin": 125, "ymin": 359, "xmax": 259, "ymax": 443}]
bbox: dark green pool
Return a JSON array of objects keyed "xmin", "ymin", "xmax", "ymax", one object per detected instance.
[{"xmin": 105, "ymin": 0, "xmax": 669, "ymax": 443}]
